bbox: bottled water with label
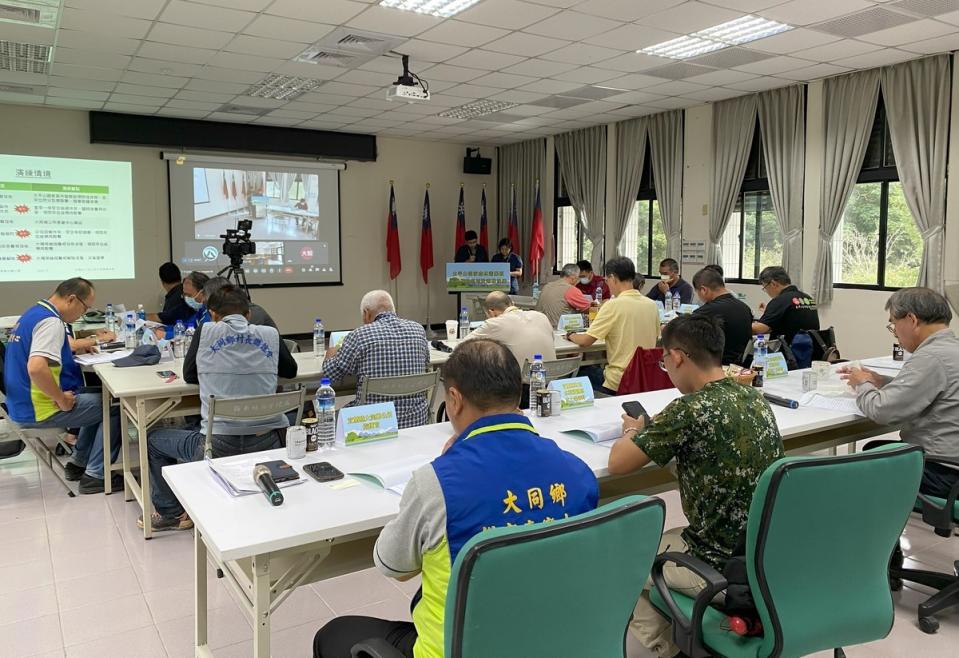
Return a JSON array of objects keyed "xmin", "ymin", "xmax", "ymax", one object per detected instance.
[
  {"xmin": 105, "ymin": 303, "xmax": 115, "ymax": 333},
  {"xmin": 458, "ymin": 306, "xmax": 470, "ymax": 339},
  {"xmin": 124, "ymin": 317, "xmax": 137, "ymax": 349},
  {"xmin": 315, "ymin": 378, "xmax": 336, "ymax": 450},
  {"xmin": 754, "ymin": 334, "xmax": 768, "ymax": 369},
  {"xmin": 529, "ymin": 354, "xmax": 547, "ymax": 392},
  {"xmin": 672, "ymin": 291, "xmax": 681, "ymax": 312},
  {"xmin": 183, "ymin": 322, "xmax": 195, "ymax": 355},
  {"xmin": 136, "ymin": 304, "xmax": 145, "ymax": 321},
  {"xmin": 313, "ymin": 318, "xmax": 325, "ymax": 358},
  {"xmin": 532, "ymin": 280, "xmax": 540, "ymax": 302},
  {"xmin": 173, "ymin": 320, "xmax": 185, "ymax": 358},
  {"xmin": 594, "ymin": 287, "xmax": 603, "ymax": 304}
]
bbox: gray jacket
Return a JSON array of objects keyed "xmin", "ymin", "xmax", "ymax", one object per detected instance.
[{"xmin": 855, "ymin": 329, "xmax": 959, "ymax": 457}]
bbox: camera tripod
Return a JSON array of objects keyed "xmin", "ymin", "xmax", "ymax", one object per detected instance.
[{"xmin": 218, "ymin": 257, "xmax": 251, "ymax": 300}]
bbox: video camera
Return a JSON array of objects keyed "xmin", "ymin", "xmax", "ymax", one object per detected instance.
[{"xmin": 220, "ymin": 219, "xmax": 256, "ymax": 265}]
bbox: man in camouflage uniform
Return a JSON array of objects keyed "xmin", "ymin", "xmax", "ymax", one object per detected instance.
[{"xmin": 608, "ymin": 314, "xmax": 784, "ymax": 658}]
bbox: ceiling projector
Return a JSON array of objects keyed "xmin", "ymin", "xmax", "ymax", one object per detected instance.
[{"xmin": 386, "ymin": 54, "xmax": 430, "ymax": 103}]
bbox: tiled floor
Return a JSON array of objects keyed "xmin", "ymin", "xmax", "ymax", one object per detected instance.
[{"xmin": 0, "ymin": 448, "xmax": 956, "ymax": 658}]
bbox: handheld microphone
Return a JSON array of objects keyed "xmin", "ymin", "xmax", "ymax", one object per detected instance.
[
  {"xmin": 763, "ymin": 392, "xmax": 799, "ymax": 409},
  {"xmin": 253, "ymin": 464, "xmax": 284, "ymax": 506}
]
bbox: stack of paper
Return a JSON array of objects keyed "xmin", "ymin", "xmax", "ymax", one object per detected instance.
[
  {"xmin": 798, "ymin": 392, "xmax": 864, "ymax": 417},
  {"xmin": 560, "ymin": 421, "xmax": 622, "ymax": 446},
  {"xmin": 207, "ymin": 456, "xmax": 305, "ymax": 497},
  {"xmin": 74, "ymin": 349, "xmax": 133, "ymax": 366},
  {"xmin": 348, "ymin": 453, "xmax": 433, "ymax": 496}
]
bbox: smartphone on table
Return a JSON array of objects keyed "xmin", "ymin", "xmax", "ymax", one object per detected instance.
[{"xmin": 304, "ymin": 461, "xmax": 345, "ymax": 483}]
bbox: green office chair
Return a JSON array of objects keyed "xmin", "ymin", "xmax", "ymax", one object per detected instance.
[
  {"xmin": 889, "ymin": 454, "xmax": 959, "ymax": 634},
  {"xmin": 650, "ymin": 444, "xmax": 923, "ymax": 658},
  {"xmin": 352, "ymin": 495, "xmax": 666, "ymax": 658}
]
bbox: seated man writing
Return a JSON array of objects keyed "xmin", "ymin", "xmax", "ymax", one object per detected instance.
[
  {"xmin": 840, "ymin": 287, "xmax": 959, "ymax": 498},
  {"xmin": 141, "ymin": 285, "xmax": 297, "ymax": 532},
  {"xmin": 312, "ymin": 339, "xmax": 598, "ymax": 658},
  {"xmin": 607, "ymin": 314, "xmax": 784, "ymax": 658}
]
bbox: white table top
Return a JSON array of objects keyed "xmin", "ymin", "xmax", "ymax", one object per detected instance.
[
  {"xmin": 165, "ymin": 367, "xmax": 875, "ymax": 562},
  {"xmin": 427, "ymin": 335, "xmax": 604, "ymax": 365}
]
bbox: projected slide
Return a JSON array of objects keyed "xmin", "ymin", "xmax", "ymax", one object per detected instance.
[
  {"xmin": 169, "ymin": 159, "xmax": 341, "ymax": 286},
  {"xmin": 0, "ymin": 154, "xmax": 134, "ymax": 283}
]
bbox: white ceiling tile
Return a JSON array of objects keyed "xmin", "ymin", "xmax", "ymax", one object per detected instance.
[
  {"xmin": 397, "ymin": 40, "xmax": 470, "ymax": 63},
  {"xmin": 600, "ymin": 73, "xmax": 673, "ymax": 89},
  {"xmin": 557, "ymin": 66, "xmax": 624, "ymax": 84},
  {"xmin": 582, "ymin": 24, "xmax": 683, "ymax": 51},
  {"xmin": 45, "ymin": 97, "xmax": 105, "ymax": 110},
  {"xmin": 726, "ymin": 75, "xmax": 792, "ymax": 91},
  {"xmin": 185, "ymin": 0, "xmax": 272, "ymax": 10},
  {"xmin": 643, "ymin": 79, "xmax": 710, "ymax": 95},
  {"xmin": 701, "ymin": 0, "xmax": 783, "ymax": 10},
  {"xmin": 940, "ymin": 10, "xmax": 959, "ymax": 27},
  {"xmin": 419, "ymin": 64, "xmax": 487, "ymax": 82},
  {"xmin": 47, "ymin": 87, "xmax": 111, "ymax": 101},
  {"xmin": 205, "ymin": 112, "xmax": 256, "ymax": 123},
  {"xmin": 489, "ymin": 89, "xmax": 549, "ymax": 103},
  {"xmin": 266, "ymin": 0, "xmax": 366, "ymax": 23},
  {"xmin": 680, "ymin": 86, "xmax": 748, "ymax": 102},
  {"xmin": 789, "ymin": 39, "xmax": 883, "ymax": 62},
  {"xmin": 899, "ymin": 33, "xmax": 959, "ymax": 55},
  {"xmin": 147, "ymin": 23, "xmax": 234, "ymax": 50},
  {"xmin": 127, "ymin": 58, "xmax": 204, "ymax": 77},
  {"xmin": 270, "ymin": 61, "xmax": 345, "ymax": 80},
  {"xmin": 194, "ymin": 67, "xmax": 266, "ymax": 84},
  {"xmin": 759, "ymin": 0, "xmax": 872, "ymax": 27},
  {"xmin": 776, "ymin": 62, "xmax": 851, "ymax": 80},
  {"xmin": 109, "ymin": 93, "xmax": 165, "ymax": 106},
  {"xmin": 136, "ymin": 43, "xmax": 217, "ymax": 65},
  {"xmin": 502, "ymin": 58, "xmax": 579, "ymax": 77},
  {"xmin": 165, "ymin": 99, "xmax": 223, "ymax": 111},
  {"xmin": 416, "ymin": 20, "xmax": 510, "ymax": 47},
  {"xmin": 64, "ymin": 0, "xmax": 165, "ymax": 19},
  {"xmin": 229, "ymin": 95, "xmax": 285, "ymax": 108},
  {"xmin": 572, "ymin": 0, "xmax": 685, "ymax": 22},
  {"xmin": 206, "ymin": 52, "xmax": 285, "ymax": 73},
  {"xmin": 523, "ymin": 11, "xmax": 621, "ymax": 41},
  {"xmin": 56, "ymin": 29, "xmax": 140, "ymax": 54},
  {"xmin": 442, "ymin": 83, "xmax": 507, "ymax": 98},
  {"xmin": 642, "ymin": 96, "xmax": 696, "ymax": 109},
  {"xmin": 48, "ymin": 76, "xmax": 116, "ymax": 92},
  {"xmin": 120, "ymin": 71, "xmax": 188, "ymax": 89},
  {"xmin": 596, "ymin": 52, "xmax": 675, "ymax": 72},
  {"xmin": 335, "ymin": 69, "xmax": 396, "ymax": 86},
  {"xmin": 54, "ymin": 48, "xmax": 130, "ymax": 70},
  {"xmin": 469, "ymin": 72, "xmax": 539, "ymax": 89},
  {"xmin": 103, "ymin": 102, "xmax": 158, "ymax": 113},
  {"xmin": 636, "ymin": 1, "xmax": 743, "ymax": 33},
  {"xmin": 602, "ymin": 89, "xmax": 667, "ymax": 104},
  {"xmin": 158, "ymin": 0, "xmax": 256, "ymax": 32},
  {"xmin": 325, "ymin": 106, "xmax": 382, "ymax": 118},
  {"xmin": 858, "ymin": 19, "xmax": 957, "ymax": 47},
  {"xmin": 297, "ymin": 92, "xmax": 357, "ymax": 106},
  {"xmin": 682, "ymin": 68, "xmax": 758, "ymax": 85},
  {"xmin": 445, "ymin": 50, "xmax": 527, "ymax": 70},
  {"xmin": 243, "ymin": 15, "xmax": 335, "ymax": 43},
  {"xmin": 59, "ymin": 7, "xmax": 152, "ymax": 38},
  {"xmin": 319, "ymin": 81, "xmax": 382, "ymax": 96},
  {"xmin": 733, "ymin": 54, "xmax": 816, "ymax": 74},
  {"xmin": 252, "ymin": 116, "xmax": 305, "ymax": 126},
  {"xmin": 346, "ymin": 97, "xmax": 397, "ymax": 110},
  {"xmin": 49, "ymin": 63, "xmax": 122, "ymax": 81},
  {"xmin": 605, "ymin": 104, "xmax": 661, "ymax": 117},
  {"xmin": 457, "ymin": 0, "xmax": 561, "ymax": 30},
  {"xmin": 175, "ymin": 90, "xmax": 237, "ymax": 103},
  {"xmin": 113, "ymin": 83, "xmax": 177, "ymax": 98},
  {"xmin": 0, "ymin": 21, "xmax": 55, "ymax": 46},
  {"xmin": 267, "ymin": 108, "xmax": 322, "ymax": 119},
  {"xmin": 744, "ymin": 28, "xmax": 841, "ymax": 54},
  {"xmin": 833, "ymin": 48, "xmax": 917, "ymax": 68},
  {"xmin": 482, "ymin": 32, "xmax": 571, "ymax": 57},
  {"xmin": 224, "ymin": 35, "xmax": 306, "ymax": 59},
  {"xmin": 184, "ymin": 78, "xmax": 251, "ymax": 95},
  {"xmin": 346, "ymin": 6, "xmax": 443, "ymax": 36},
  {"xmin": 521, "ymin": 79, "xmax": 584, "ymax": 94},
  {"xmin": 156, "ymin": 109, "xmax": 214, "ymax": 119},
  {"xmin": 540, "ymin": 43, "xmax": 623, "ymax": 65}
]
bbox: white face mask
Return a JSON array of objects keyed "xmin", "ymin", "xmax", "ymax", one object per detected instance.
[
  {"xmin": 579, "ymin": 277, "xmax": 590, "ymax": 285},
  {"xmin": 660, "ymin": 274, "xmax": 671, "ymax": 282},
  {"xmin": 185, "ymin": 295, "xmax": 202, "ymax": 311}
]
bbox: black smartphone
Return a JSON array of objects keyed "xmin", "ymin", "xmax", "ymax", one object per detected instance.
[
  {"xmin": 430, "ymin": 340, "xmax": 453, "ymax": 353},
  {"xmin": 304, "ymin": 461, "xmax": 345, "ymax": 483},
  {"xmin": 257, "ymin": 459, "xmax": 300, "ymax": 483},
  {"xmin": 622, "ymin": 401, "xmax": 650, "ymax": 424},
  {"xmin": 156, "ymin": 370, "xmax": 176, "ymax": 379}
]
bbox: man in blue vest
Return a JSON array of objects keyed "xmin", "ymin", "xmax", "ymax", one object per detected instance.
[
  {"xmin": 312, "ymin": 339, "xmax": 599, "ymax": 658},
  {"xmin": 3, "ymin": 278, "xmax": 121, "ymax": 494}
]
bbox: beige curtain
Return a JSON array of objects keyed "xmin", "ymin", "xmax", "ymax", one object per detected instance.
[
  {"xmin": 708, "ymin": 95, "xmax": 758, "ymax": 264},
  {"xmin": 649, "ymin": 111, "xmax": 684, "ymax": 261},
  {"xmin": 555, "ymin": 126, "xmax": 608, "ymax": 270},
  {"xmin": 612, "ymin": 117, "xmax": 649, "ymax": 256},
  {"xmin": 497, "ymin": 139, "xmax": 547, "ymax": 284}
]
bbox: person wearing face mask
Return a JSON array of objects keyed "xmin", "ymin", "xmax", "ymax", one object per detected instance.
[
  {"xmin": 575, "ymin": 260, "xmax": 610, "ymax": 301},
  {"xmin": 181, "ymin": 270, "xmax": 211, "ymax": 326},
  {"xmin": 312, "ymin": 339, "xmax": 597, "ymax": 658},
  {"xmin": 839, "ymin": 287, "xmax": 959, "ymax": 500},
  {"xmin": 535, "ymin": 263, "xmax": 595, "ymax": 327},
  {"xmin": 646, "ymin": 258, "xmax": 693, "ymax": 305}
]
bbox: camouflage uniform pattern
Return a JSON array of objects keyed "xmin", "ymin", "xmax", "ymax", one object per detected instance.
[{"xmin": 633, "ymin": 377, "xmax": 785, "ymax": 567}]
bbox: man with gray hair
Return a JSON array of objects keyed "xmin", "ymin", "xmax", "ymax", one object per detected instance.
[
  {"xmin": 840, "ymin": 287, "xmax": 959, "ymax": 498},
  {"xmin": 464, "ymin": 291, "xmax": 556, "ymax": 371},
  {"xmin": 535, "ymin": 263, "xmax": 594, "ymax": 327},
  {"xmin": 323, "ymin": 290, "xmax": 430, "ymax": 428}
]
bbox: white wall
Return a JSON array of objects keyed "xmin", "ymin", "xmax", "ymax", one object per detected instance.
[{"xmin": 0, "ymin": 103, "xmax": 495, "ymax": 333}]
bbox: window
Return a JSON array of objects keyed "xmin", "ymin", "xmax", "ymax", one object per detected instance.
[
  {"xmin": 619, "ymin": 142, "xmax": 667, "ymax": 277},
  {"xmin": 833, "ymin": 94, "xmax": 922, "ymax": 289},
  {"xmin": 554, "ymin": 156, "xmax": 592, "ymax": 269},
  {"xmin": 721, "ymin": 121, "xmax": 783, "ymax": 281}
]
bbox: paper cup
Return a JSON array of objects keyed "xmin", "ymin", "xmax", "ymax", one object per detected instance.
[{"xmin": 445, "ymin": 320, "xmax": 458, "ymax": 341}]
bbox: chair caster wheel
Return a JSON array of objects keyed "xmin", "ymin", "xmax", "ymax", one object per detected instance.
[
  {"xmin": 919, "ymin": 616, "xmax": 939, "ymax": 634},
  {"xmin": 55, "ymin": 443, "xmax": 66, "ymax": 456},
  {"xmin": 216, "ymin": 568, "xmax": 224, "ymax": 578},
  {"xmin": 889, "ymin": 577, "xmax": 903, "ymax": 591}
]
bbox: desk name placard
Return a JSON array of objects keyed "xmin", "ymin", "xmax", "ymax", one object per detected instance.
[
  {"xmin": 548, "ymin": 376, "xmax": 595, "ymax": 410},
  {"xmin": 335, "ymin": 402, "xmax": 399, "ymax": 446}
]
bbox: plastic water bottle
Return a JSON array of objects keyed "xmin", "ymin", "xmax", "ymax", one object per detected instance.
[
  {"xmin": 315, "ymin": 378, "xmax": 336, "ymax": 450},
  {"xmin": 124, "ymin": 317, "xmax": 137, "ymax": 349},
  {"xmin": 754, "ymin": 334, "xmax": 768, "ymax": 369},
  {"xmin": 105, "ymin": 303, "xmax": 115, "ymax": 333},
  {"xmin": 183, "ymin": 322, "xmax": 195, "ymax": 355},
  {"xmin": 312, "ymin": 318, "xmax": 325, "ymax": 358},
  {"xmin": 672, "ymin": 291, "xmax": 681, "ymax": 312},
  {"xmin": 532, "ymin": 280, "xmax": 540, "ymax": 302},
  {"xmin": 529, "ymin": 353, "xmax": 547, "ymax": 393},
  {"xmin": 594, "ymin": 286, "xmax": 603, "ymax": 304},
  {"xmin": 458, "ymin": 306, "xmax": 469, "ymax": 339},
  {"xmin": 136, "ymin": 304, "xmax": 145, "ymax": 321},
  {"xmin": 173, "ymin": 320, "xmax": 185, "ymax": 358}
]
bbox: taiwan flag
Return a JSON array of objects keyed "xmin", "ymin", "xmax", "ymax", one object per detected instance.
[
  {"xmin": 230, "ymin": 174, "xmax": 238, "ymax": 199},
  {"xmin": 454, "ymin": 185, "xmax": 466, "ymax": 252},
  {"xmin": 507, "ymin": 185, "xmax": 519, "ymax": 253},
  {"xmin": 528, "ymin": 181, "xmax": 544, "ymax": 279},
  {"xmin": 420, "ymin": 188, "xmax": 434, "ymax": 284},
  {"xmin": 479, "ymin": 187, "xmax": 489, "ymax": 252},
  {"xmin": 386, "ymin": 183, "xmax": 401, "ymax": 280}
]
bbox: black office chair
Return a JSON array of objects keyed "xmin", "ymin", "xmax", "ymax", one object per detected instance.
[{"xmin": 889, "ymin": 455, "xmax": 959, "ymax": 634}]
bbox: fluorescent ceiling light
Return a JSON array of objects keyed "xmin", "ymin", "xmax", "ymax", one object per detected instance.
[
  {"xmin": 439, "ymin": 99, "xmax": 519, "ymax": 120},
  {"xmin": 640, "ymin": 15, "xmax": 792, "ymax": 59},
  {"xmin": 246, "ymin": 74, "xmax": 323, "ymax": 101},
  {"xmin": 379, "ymin": 0, "xmax": 482, "ymax": 18}
]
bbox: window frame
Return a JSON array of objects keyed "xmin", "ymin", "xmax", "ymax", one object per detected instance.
[
  {"xmin": 833, "ymin": 93, "xmax": 904, "ymax": 292},
  {"xmin": 634, "ymin": 141, "xmax": 661, "ymax": 280}
]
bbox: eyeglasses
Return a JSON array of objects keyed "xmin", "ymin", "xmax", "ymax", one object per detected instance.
[
  {"xmin": 74, "ymin": 296, "xmax": 91, "ymax": 313},
  {"xmin": 658, "ymin": 348, "xmax": 687, "ymax": 372},
  {"xmin": 886, "ymin": 322, "xmax": 896, "ymax": 335}
]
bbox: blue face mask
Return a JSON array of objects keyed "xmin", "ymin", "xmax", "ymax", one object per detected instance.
[{"xmin": 185, "ymin": 295, "xmax": 202, "ymax": 311}]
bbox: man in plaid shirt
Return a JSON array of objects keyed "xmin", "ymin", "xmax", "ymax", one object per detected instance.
[{"xmin": 322, "ymin": 290, "xmax": 431, "ymax": 428}]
